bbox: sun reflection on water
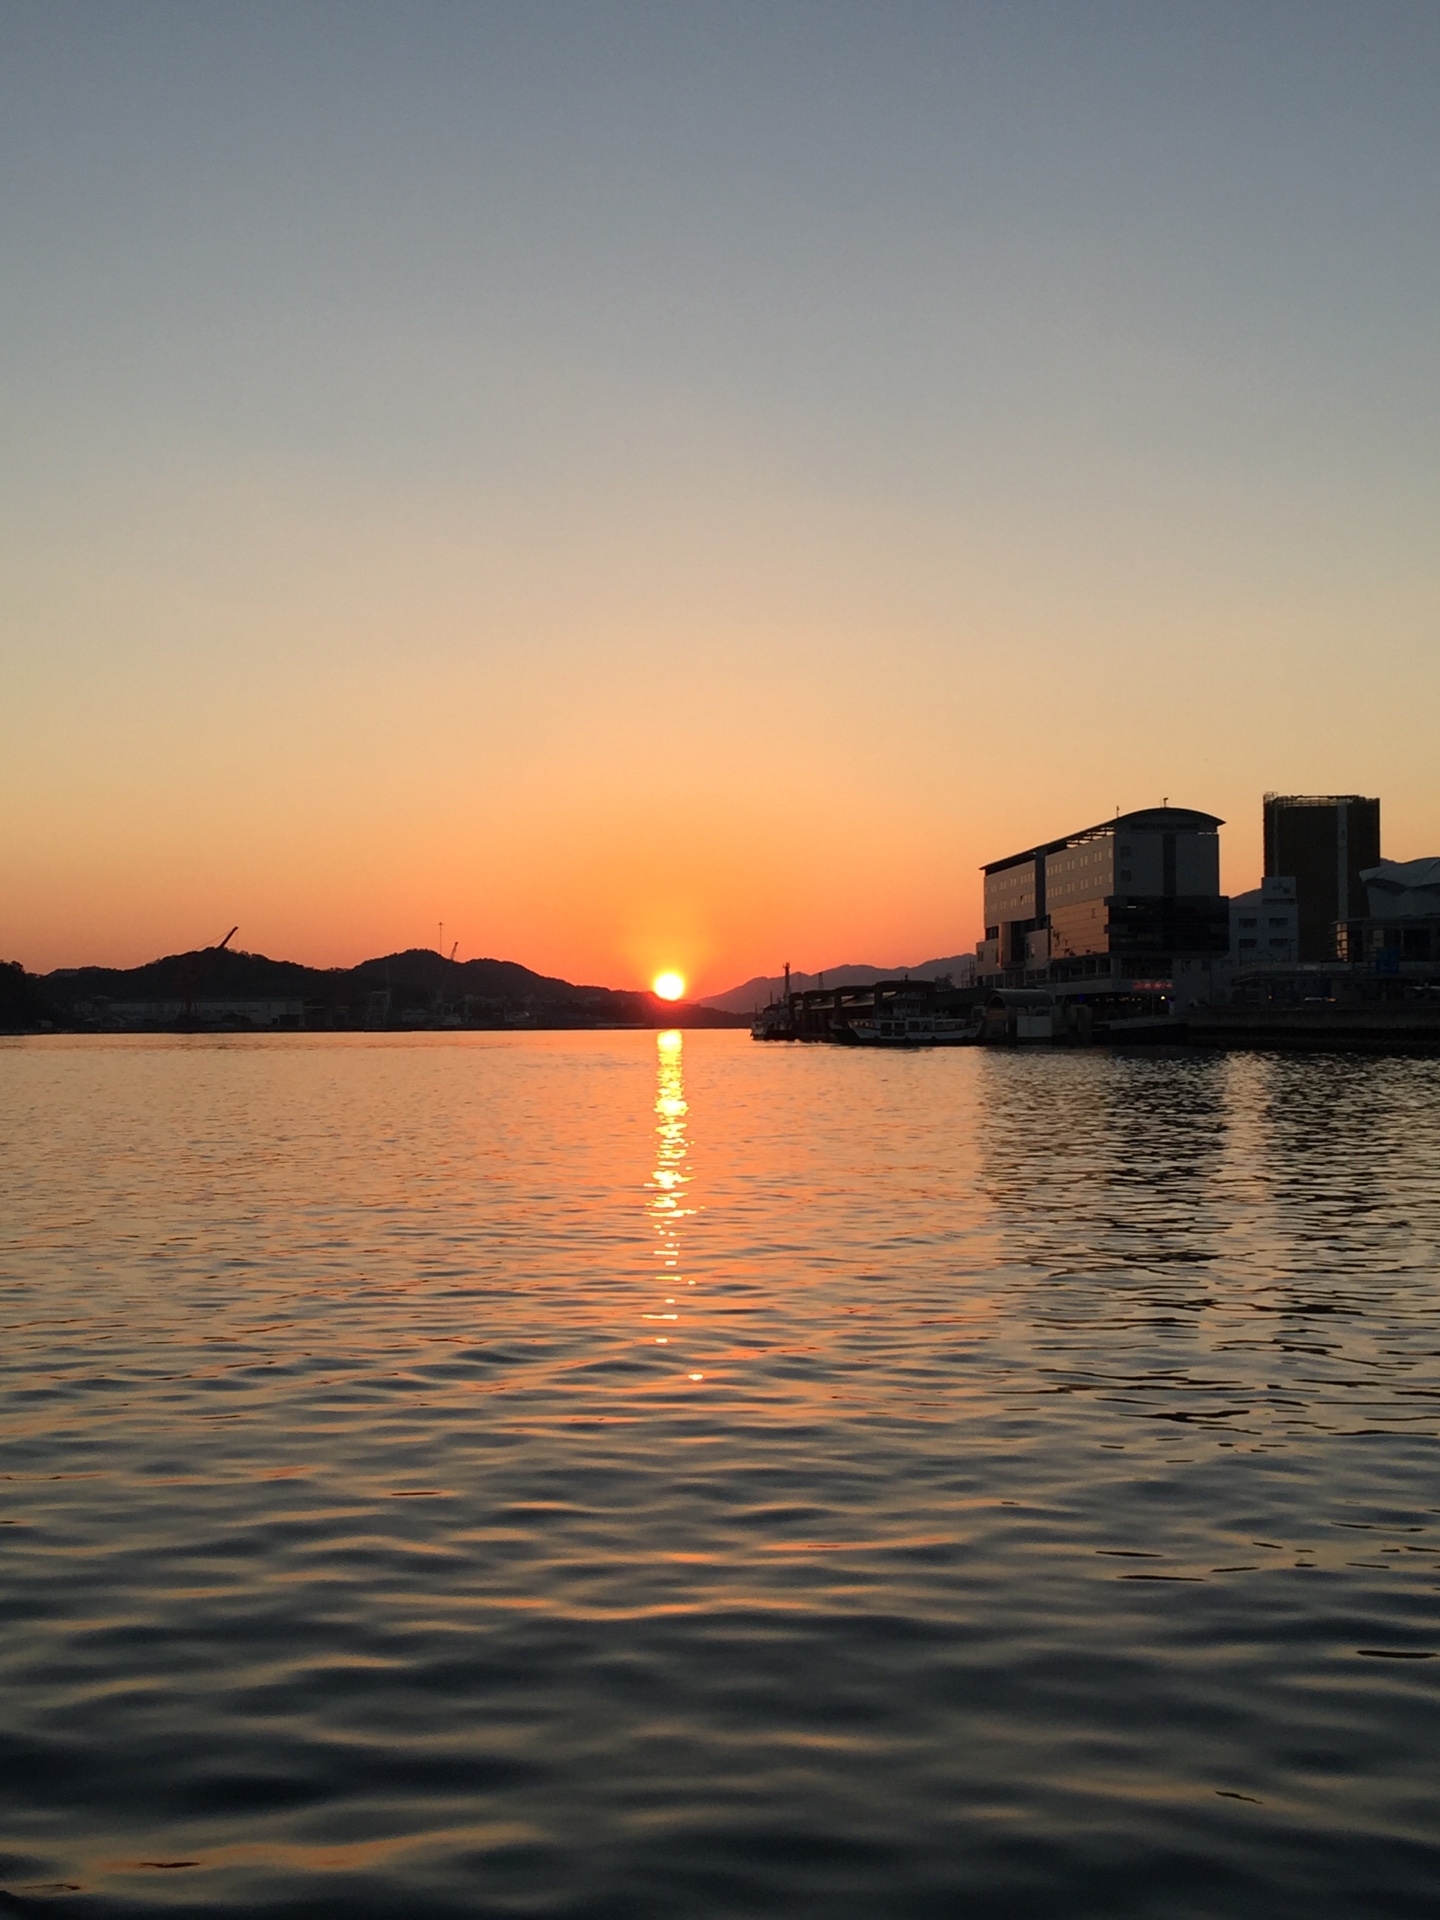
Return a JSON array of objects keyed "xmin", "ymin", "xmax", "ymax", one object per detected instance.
[{"xmin": 646, "ymin": 1029, "xmax": 700, "ymax": 1376}]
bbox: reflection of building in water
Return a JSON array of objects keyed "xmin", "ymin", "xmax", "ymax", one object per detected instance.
[{"xmin": 643, "ymin": 1032, "xmax": 698, "ymax": 1365}]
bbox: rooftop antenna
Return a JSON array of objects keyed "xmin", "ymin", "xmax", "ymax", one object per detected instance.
[{"xmin": 438, "ymin": 921, "xmax": 443, "ymax": 956}]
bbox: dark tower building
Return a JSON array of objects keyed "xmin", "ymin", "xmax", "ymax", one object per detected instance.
[{"xmin": 1263, "ymin": 793, "xmax": 1380, "ymax": 962}]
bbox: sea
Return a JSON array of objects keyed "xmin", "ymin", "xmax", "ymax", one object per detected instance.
[{"xmin": 2, "ymin": 1030, "xmax": 1438, "ymax": 1918}]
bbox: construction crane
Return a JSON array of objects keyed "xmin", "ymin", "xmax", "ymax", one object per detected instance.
[
  {"xmin": 177, "ymin": 927, "xmax": 238, "ymax": 1025},
  {"xmin": 431, "ymin": 939, "xmax": 460, "ymax": 1023}
]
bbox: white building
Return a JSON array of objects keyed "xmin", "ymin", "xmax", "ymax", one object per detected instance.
[
  {"xmin": 1230, "ymin": 877, "xmax": 1299, "ymax": 965},
  {"xmin": 1360, "ymin": 857, "xmax": 1440, "ymax": 919}
]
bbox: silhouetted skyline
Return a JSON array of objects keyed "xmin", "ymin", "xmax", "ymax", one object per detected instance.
[{"xmin": 4, "ymin": 3, "xmax": 1438, "ymax": 992}]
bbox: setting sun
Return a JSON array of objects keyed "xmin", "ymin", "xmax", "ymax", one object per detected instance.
[{"xmin": 652, "ymin": 971, "xmax": 686, "ymax": 1002}]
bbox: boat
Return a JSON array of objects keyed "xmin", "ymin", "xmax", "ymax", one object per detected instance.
[
  {"xmin": 751, "ymin": 962, "xmax": 796, "ymax": 1041},
  {"xmin": 750, "ymin": 964, "xmax": 980, "ymax": 1046},
  {"xmin": 751, "ymin": 1001, "xmax": 794, "ymax": 1041},
  {"xmin": 848, "ymin": 1012, "xmax": 979, "ymax": 1047}
]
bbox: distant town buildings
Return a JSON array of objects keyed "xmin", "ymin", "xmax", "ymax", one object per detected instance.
[
  {"xmin": 1263, "ymin": 793, "xmax": 1381, "ymax": 962},
  {"xmin": 96, "ymin": 998, "xmax": 306, "ymax": 1029},
  {"xmin": 754, "ymin": 789, "xmax": 1437, "ymax": 1048},
  {"xmin": 972, "ymin": 793, "xmax": 1436, "ymax": 1022},
  {"xmin": 748, "ymin": 786, "xmax": 1439, "ymax": 1048}
]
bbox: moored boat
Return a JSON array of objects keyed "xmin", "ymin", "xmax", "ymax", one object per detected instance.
[
  {"xmin": 752, "ymin": 1001, "xmax": 794, "ymax": 1040},
  {"xmin": 849, "ymin": 1012, "xmax": 979, "ymax": 1047}
]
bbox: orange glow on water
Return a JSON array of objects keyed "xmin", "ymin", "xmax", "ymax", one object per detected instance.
[{"xmin": 652, "ymin": 972, "xmax": 686, "ymax": 1001}]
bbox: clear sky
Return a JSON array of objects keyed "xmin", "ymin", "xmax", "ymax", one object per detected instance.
[{"xmin": 3, "ymin": 2, "xmax": 1437, "ymax": 992}]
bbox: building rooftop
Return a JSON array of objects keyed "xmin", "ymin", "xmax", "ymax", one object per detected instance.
[
  {"xmin": 982, "ymin": 807, "xmax": 1225, "ymax": 876},
  {"xmin": 1263, "ymin": 792, "xmax": 1377, "ymax": 807}
]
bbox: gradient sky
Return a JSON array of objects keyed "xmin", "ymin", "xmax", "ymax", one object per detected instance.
[{"xmin": 3, "ymin": 2, "xmax": 1437, "ymax": 992}]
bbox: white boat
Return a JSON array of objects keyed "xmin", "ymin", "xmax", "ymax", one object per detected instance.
[{"xmin": 848, "ymin": 1013, "xmax": 978, "ymax": 1047}]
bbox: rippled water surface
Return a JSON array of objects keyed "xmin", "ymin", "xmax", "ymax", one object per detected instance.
[{"xmin": 2, "ymin": 1031, "xmax": 1439, "ymax": 1917}]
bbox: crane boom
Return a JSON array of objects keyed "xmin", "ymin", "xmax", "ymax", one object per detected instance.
[{"xmin": 176, "ymin": 927, "xmax": 238, "ymax": 1025}]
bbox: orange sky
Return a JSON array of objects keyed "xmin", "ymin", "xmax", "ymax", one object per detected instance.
[{"xmin": 3, "ymin": 8, "xmax": 1437, "ymax": 994}]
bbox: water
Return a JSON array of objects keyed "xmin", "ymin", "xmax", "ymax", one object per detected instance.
[{"xmin": 2, "ymin": 1031, "xmax": 1438, "ymax": 1918}]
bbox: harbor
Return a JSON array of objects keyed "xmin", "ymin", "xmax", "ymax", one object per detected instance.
[
  {"xmin": 752, "ymin": 972, "xmax": 1193, "ymax": 1047},
  {"xmin": 752, "ymin": 795, "xmax": 1440, "ymax": 1054},
  {"xmin": 754, "ymin": 978, "xmax": 1440, "ymax": 1053}
]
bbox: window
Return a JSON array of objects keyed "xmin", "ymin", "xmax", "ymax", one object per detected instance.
[
  {"xmin": 1239, "ymin": 938, "xmax": 1257, "ymax": 949},
  {"xmin": 1239, "ymin": 916, "xmax": 1257, "ymax": 928},
  {"xmin": 1268, "ymin": 917, "xmax": 1289, "ymax": 928}
]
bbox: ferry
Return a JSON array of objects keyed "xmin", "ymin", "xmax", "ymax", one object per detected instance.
[
  {"xmin": 751, "ymin": 963, "xmax": 796, "ymax": 1041},
  {"xmin": 847, "ymin": 1011, "xmax": 979, "ymax": 1047},
  {"xmin": 751, "ymin": 1000, "xmax": 794, "ymax": 1041}
]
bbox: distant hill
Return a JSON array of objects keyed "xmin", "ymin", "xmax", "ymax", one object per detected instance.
[
  {"xmin": 0, "ymin": 960, "xmax": 59, "ymax": 1030},
  {"xmin": 701, "ymin": 954, "xmax": 977, "ymax": 1017},
  {"xmin": 13, "ymin": 945, "xmax": 745, "ymax": 1032}
]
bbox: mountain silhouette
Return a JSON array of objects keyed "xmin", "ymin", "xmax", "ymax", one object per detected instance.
[
  {"xmin": 6, "ymin": 946, "xmax": 744, "ymax": 1032},
  {"xmin": 701, "ymin": 954, "xmax": 976, "ymax": 1016}
]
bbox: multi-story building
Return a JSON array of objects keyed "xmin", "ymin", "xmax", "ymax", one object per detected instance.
[
  {"xmin": 1338, "ymin": 857, "xmax": 1440, "ymax": 970},
  {"xmin": 1230, "ymin": 876, "xmax": 1299, "ymax": 966},
  {"xmin": 1263, "ymin": 793, "xmax": 1380, "ymax": 962},
  {"xmin": 978, "ymin": 806, "xmax": 1229, "ymax": 1008}
]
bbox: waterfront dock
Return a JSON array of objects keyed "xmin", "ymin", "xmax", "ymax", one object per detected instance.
[
  {"xmin": 755, "ymin": 979, "xmax": 1440, "ymax": 1054},
  {"xmin": 1189, "ymin": 1002, "xmax": 1440, "ymax": 1054}
]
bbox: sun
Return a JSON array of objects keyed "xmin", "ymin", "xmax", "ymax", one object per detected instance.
[{"xmin": 652, "ymin": 971, "xmax": 686, "ymax": 1002}]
